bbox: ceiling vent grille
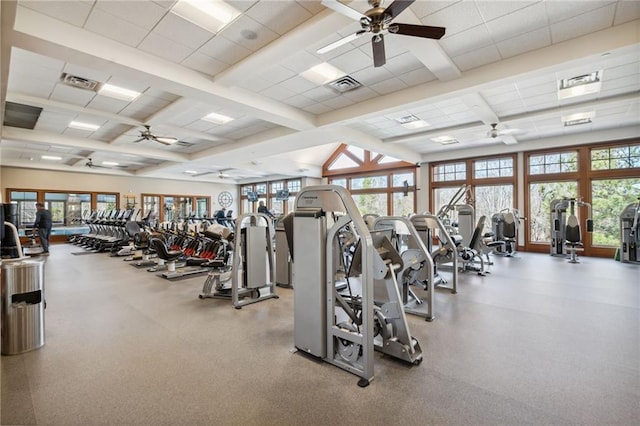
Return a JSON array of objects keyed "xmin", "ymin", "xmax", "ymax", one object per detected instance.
[
  {"xmin": 326, "ymin": 75, "xmax": 361, "ymax": 93},
  {"xmin": 59, "ymin": 73, "xmax": 100, "ymax": 91}
]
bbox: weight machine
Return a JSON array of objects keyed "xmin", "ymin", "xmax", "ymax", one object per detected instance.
[
  {"xmin": 199, "ymin": 213, "xmax": 278, "ymax": 309},
  {"xmin": 550, "ymin": 197, "xmax": 593, "ymax": 263},
  {"xmin": 288, "ymin": 185, "xmax": 422, "ymax": 387},
  {"xmin": 620, "ymin": 196, "xmax": 640, "ymax": 264},
  {"xmin": 371, "ymin": 216, "xmax": 440, "ymax": 321},
  {"xmin": 490, "ymin": 208, "xmax": 522, "ymax": 256}
]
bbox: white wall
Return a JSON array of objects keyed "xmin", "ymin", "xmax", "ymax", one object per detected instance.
[{"xmin": 1, "ymin": 166, "xmax": 239, "ymax": 214}]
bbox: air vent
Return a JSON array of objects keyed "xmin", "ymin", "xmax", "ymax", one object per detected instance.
[
  {"xmin": 3, "ymin": 101, "xmax": 43, "ymax": 129},
  {"xmin": 326, "ymin": 75, "xmax": 361, "ymax": 93},
  {"xmin": 59, "ymin": 72, "xmax": 100, "ymax": 91}
]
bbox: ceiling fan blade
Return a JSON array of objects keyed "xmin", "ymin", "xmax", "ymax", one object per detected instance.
[
  {"xmin": 384, "ymin": 0, "xmax": 415, "ymax": 20},
  {"xmin": 389, "ymin": 23, "xmax": 446, "ymax": 39},
  {"xmin": 372, "ymin": 34, "xmax": 386, "ymax": 68},
  {"xmin": 154, "ymin": 136, "xmax": 178, "ymax": 145},
  {"xmin": 132, "ymin": 137, "xmax": 146, "ymax": 143},
  {"xmin": 317, "ymin": 30, "xmax": 367, "ymax": 54},
  {"xmin": 500, "ymin": 134, "xmax": 519, "ymax": 145},
  {"xmin": 321, "ymin": 0, "xmax": 367, "ymax": 22}
]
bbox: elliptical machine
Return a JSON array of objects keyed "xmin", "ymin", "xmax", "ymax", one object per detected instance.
[
  {"xmin": 620, "ymin": 195, "xmax": 640, "ymax": 264},
  {"xmin": 550, "ymin": 197, "xmax": 593, "ymax": 263}
]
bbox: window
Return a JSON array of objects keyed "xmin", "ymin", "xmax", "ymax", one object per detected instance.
[
  {"xmin": 351, "ymin": 175, "xmax": 388, "ymax": 190},
  {"xmin": 10, "ymin": 191, "xmax": 37, "ymax": 227},
  {"xmin": 528, "ymin": 181, "xmax": 578, "ymax": 242},
  {"xmin": 529, "ymin": 151, "xmax": 578, "ymax": 174},
  {"xmin": 474, "ymin": 185, "xmax": 514, "ymax": 233},
  {"xmin": 591, "ymin": 178, "xmax": 640, "ymax": 246},
  {"xmin": 474, "ymin": 157, "xmax": 513, "ymax": 178},
  {"xmin": 433, "ymin": 162, "xmax": 466, "ymax": 182},
  {"xmin": 323, "ymin": 145, "xmax": 417, "ymax": 216},
  {"xmin": 241, "ymin": 179, "xmax": 301, "ymax": 215},
  {"xmin": 96, "ymin": 193, "xmax": 117, "ymax": 212},
  {"xmin": 591, "ymin": 144, "xmax": 640, "ymax": 170}
]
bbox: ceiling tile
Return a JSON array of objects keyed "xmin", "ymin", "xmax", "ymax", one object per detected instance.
[
  {"xmin": 351, "ymin": 66, "xmax": 393, "ymax": 87},
  {"xmin": 440, "ymin": 24, "xmax": 494, "ymax": 57},
  {"xmin": 95, "ymin": 0, "xmax": 168, "ymax": 30},
  {"xmin": 220, "ymin": 15, "xmax": 279, "ymax": 52},
  {"xmin": 281, "ymin": 50, "xmax": 323, "ymax": 74},
  {"xmin": 397, "ymin": 67, "xmax": 437, "ymax": 86},
  {"xmin": 323, "ymin": 95, "xmax": 356, "ymax": 110},
  {"xmin": 545, "ymin": 0, "xmax": 616, "ymax": 24},
  {"xmin": 198, "ymin": 36, "xmax": 253, "ymax": 66},
  {"xmin": 21, "ymin": 0, "xmax": 93, "ymax": 27},
  {"xmin": 341, "ymin": 87, "xmax": 379, "ymax": 103},
  {"xmin": 604, "ymin": 62, "xmax": 640, "ymax": 80},
  {"xmin": 49, "ymin": 84, "xmax": 96, "ymax": 107},
  {"xmin": 302, "ymin": 86, "xmax": 336, "ymax": 103},
  {"xmin": 517, "ymin": 81, "xmax": 557, "ymax": 98},
  {"xmin": 279, "ymin": 76, "xmax": 318, "ymax": 93},
  {"xmin": 242, "ymin": 77, "xmax": 275, "ymax": 92},
  {"xmin": 245, "ymin": 1, "xmax": 312, "ymax": 35},
  {"xmin": 369, "ymin": 78, "xmax": 409, "ymax": 95},
  {"xmin": 485, "ymin": 2, "xmax": 548, "ymax": 42},
  {"xmin": 381, "ymin": 52, "xmax": 424, "ymax": 75},
  {"xmin": 303, "ymin": 103, "xmax": 333, "ymax": 115},
  {"xmin": 452, "ymin": 45, "xmax": 501, "ymax": 72},
  {"xmin": 138, "ymin": 32, "xmax": 193, "ymax": 63},
  {"xmin": 84, "ymin": 7, "xmax": 150, "ymax": 48},
  {"xmin": 7, "ymin": 75, "xmax": 55, "ymax": 98},
  {"xmin": 63, "ymin": 63, "xmax": 111, "ymax": 84},
  {"xmin": 551, "ymin": 4, "xmax": 617, "ymax": 43},
  {"xmin": 85, "ymin": 96, "xmax": 129, "ymax": 114},
  {"xmin": 411, "ymin": 0, "xmax": 459, "ymax": 19},
  {"xmin": 497, "ymin": 27, "xmax": 551, "ymax": 59},
  {"xmin": 181, "ymin": 52, "xmax": 228, "ymax": 77},
  {"xmin": 420, "ymin": 1, "xmax": 484, "ymax": 36},
  {"xmin": 476, "ymin": 0, "xmax": 540, "ymax": 22},
  {"xmin": 260, "ymin": 85, "xmax": 297, "ymax": 101},
  {"xmin": 153, "ymin": 12, "xmax": 215, "ymax": 50},
  {"xmin": 601, "ymin": 74, "xmax": 639, "ymax": 91},
  {"xmin": 261, "ymin": 65, "xmax": 298, "ymax": 84},
  {"xmin": 329, "ymin": 48, "xmax": 371, "ymax": 75},
  {"xmin": 283, "ymin": 94, "xmax": 316, "ymax": 109}
]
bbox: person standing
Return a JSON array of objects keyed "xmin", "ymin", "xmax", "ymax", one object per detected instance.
[
  {"xmin": 215, "ymin": 207, "xmax": 227, "ymax": 225},
  {"xmin": 34, "ymin": 202, "xmax": 52, "ymax": 255},
  {"xmin": 257, "ymin": 201, "xmax": 274, "ymax": 219}
]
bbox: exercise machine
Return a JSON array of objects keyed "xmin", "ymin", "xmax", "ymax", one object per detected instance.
[
  {"xmin": 288, "ymin": 185, "xmax": 422, "ymax": 387},
  {"xmin": 274, "ymin": 215, "xmax": 292, "ymax": 288},
  {"xmin": 550, "ymin": 197, "xmax": 593, "ymax": 263},
  {"xmin": 371, "ymin": 216, "xmax": 438, "ymax": 321},
  {"xmin": 490, "ymin": 208, "xmax": 522, "ymax": 256},
  {"xmin": 200, "ymin": 213, "xmax": 278, "ymax": 308},
  {"xmin": 620, "ymin": 196, "xmax": 640, "ymax": 263}
]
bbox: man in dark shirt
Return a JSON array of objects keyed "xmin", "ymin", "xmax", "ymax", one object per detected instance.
[
  {"xmin": 215, "ymin": 207, "xmax": 227, "ymax": 225},
  {"xmin": 33, "ymin": 202, "xmax": 52, "ymax": 255},
  {"xmin": 257, "ymin": 201, "xmax": 274, "ymax": 219}
]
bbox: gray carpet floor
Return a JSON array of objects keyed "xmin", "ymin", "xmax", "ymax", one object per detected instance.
[{"xmin": 2, "ymin": 243, "xmax": 638, "ymax": 425}]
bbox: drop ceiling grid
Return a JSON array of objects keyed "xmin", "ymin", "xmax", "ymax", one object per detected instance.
[{"xmin": 18, "ymin": 0, "xmax": 93, "ymax": 27}]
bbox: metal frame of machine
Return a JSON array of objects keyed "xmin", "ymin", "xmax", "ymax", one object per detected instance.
[
  {"xmin": 620, "ymin": 196, "xmax": 640, "ymax": 264},
  {"xmin": 290, "ymin": 185, "xmax": 422, "ymax": 387},
  {"xmin": 550, "ymin": 197, "xmax": 593, "ymax": 263}
]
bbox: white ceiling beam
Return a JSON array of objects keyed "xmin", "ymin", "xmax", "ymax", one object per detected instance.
[
  {"xmin": 401, "ymin": 9, "xmax": 461, "ymax": 81},
  {"xmin": 385, "ymin": 91, "xmax": 639, "ymax": 145},
  {"xmin": 2, "ymin": 127, "xmax": 190, "ymax": 163},
  {"xmin": 420, "ymin": 125, "xmax": 640, "ymax": 163},
  {"xmin": 11, "ymin": 5, "xmax": 316, "ymax": 132},
  {"xmin": 318, "ymin": 20, "xmax": 640, "ymax": 126}
]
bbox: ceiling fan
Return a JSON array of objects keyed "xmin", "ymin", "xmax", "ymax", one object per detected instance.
[
  {"xmin": 318, "ymin": 0, "xmax": 446, "ymax": 67},
  {"xmin": 190, "ymin": 169, "xmax": 232, "ymax": 179},
  {"xmin": 85, "ymin": 158, "xmax": 127, "ymax": 170},
  {"xmin": 133, "ymin": 125, "xmax": 178, "ymax": 146},
  {"xmin": 484, "ymin": 123, "xmax": 525, "ymax": 145}
]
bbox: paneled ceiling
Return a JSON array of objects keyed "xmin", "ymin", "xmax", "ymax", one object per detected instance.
[{"xmin": 1, "ymin": 0, "xmax": 638, "ymax": 183}]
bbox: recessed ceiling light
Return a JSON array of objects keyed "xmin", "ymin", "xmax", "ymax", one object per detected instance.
[
  {"xmin": 184, "ymin": 170, "xmax": 198, "ymax": 174},
  {"xmin": 98, "ymin": 83, "xmax": 141, "ymax": 102},
  {"xmin": 562, "ymin": 111, "xmax": 595, "ymax": 126},
  {"xmin": 558, "ymin": 71, "xmax": 602, "ymax": 100},
  {"xmin": 41, "ymin": 155, "xmax": 62, "ymax": 161},
  {"xmin": 431, "ymin": 136, "xmax": 458, "ymax": 145},
  {"xmin": 300, "ymin": 63, "xmax": 346, "ymax": 85},
  {"xmin": 395, "ymin": 115, "xmax": 429, "ymax": 129},
  {"xmin": 202, "ymin": 112, "xmax": 234, "ymax": 125},
  {"xmin": 171, "ymin": 0, "xmax": 240, "ymax": 34},
  {"xmin": 102, "ymin": 161, "xmax": 119, "ymax": 166},
  {"xmin": 68, "ymin": 121, "xmax": 100, "ymax": 131}
]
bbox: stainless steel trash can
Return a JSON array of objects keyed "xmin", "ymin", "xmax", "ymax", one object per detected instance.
[{"xmin": 1, "ymin": 259, "xmax": 45, "ymax": 355}]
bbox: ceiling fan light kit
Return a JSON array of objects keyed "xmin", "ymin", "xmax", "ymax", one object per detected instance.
[{"xmin": 319, "ymin": 0, "xmax": 446, "ymax": 67}]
